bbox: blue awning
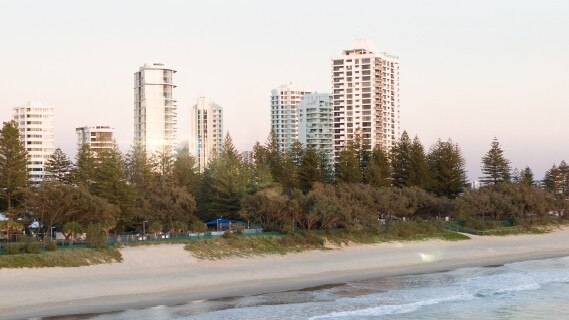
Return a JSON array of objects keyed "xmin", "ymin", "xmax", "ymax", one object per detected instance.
[{"xmin": 205, "ymin": 218, "xmax": 243, "ymax": 225}]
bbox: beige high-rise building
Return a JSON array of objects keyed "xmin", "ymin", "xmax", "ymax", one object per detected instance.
[
  {"xmin": 76, "ymin": 126, "xmax": 115, "ymax": 156},
  {"xmin": 270, "ymin": 83, "xmax": 311, "ymax": 152},
  {"xmin": 332, "ymin": 40, "xmax": 400, "ymax": 153},
  {"xmin": 134, "ymin": 62, "xmax": 177, "ymax": 155},
  {"xmin": 189, "ymin": 97, "xmax": 223, "ymax": 172},
  {"xmin": 13, "ymin": 101, "xmax": 55, "ymax": 184}
]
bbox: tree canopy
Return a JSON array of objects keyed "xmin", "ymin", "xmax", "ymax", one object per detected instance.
[
  {"xmin": 0, "ymin": 120, "xmax": 28, "ymax": 212},
  {"xmin": 480, "ymin": 137, "xmax": 511, "ymax": 185}
]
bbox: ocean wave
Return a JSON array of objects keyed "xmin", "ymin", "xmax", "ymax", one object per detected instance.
[{"xmin": 309, "ymin": 294, "xmax": 473, "ymax": 319}]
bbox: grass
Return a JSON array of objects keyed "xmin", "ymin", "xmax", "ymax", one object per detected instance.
[
  {"xmin": 481, "ymin": 226, "xmax": 549, "ymax": 236},
  {"xmin": 446, "ymin": 217, "xmax": 567, "ymax": 236},
  {"xmin": 185, "ymin": 221, "xmax": 470, "ymax": 260},
  {"xmin": 0, "ymin": 247, "xmax": 122, "ymax": 269},
  {"xmin": 185, "ymin": 233, "xmax": 326, "ymax": 259},
  {"xmin": 438, "ymin": 231, "xmax": 471, "ymax": 241}
]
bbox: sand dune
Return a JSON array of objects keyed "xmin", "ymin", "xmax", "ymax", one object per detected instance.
[{"xmin": 2, "ymin": 230, "xmax": 569, "ymax": 319}]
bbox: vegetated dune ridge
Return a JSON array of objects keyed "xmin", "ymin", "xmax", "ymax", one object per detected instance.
[{"xmin": 2, "ymin": 229, "xmax": 569, "ymax": 319}]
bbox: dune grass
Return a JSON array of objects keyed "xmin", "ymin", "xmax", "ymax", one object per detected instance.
[
  {"xmin": 185, "ymin": 222, "xmax": 470, "ymax": 260},
  {"xmin": 0, "ymin": 247, "xmax": 122, "ymax": 269},
  {"xmin": 185, "ymin": 233, "xmax": 327, "ymax": 259}
]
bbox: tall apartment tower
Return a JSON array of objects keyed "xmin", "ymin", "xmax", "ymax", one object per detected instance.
[
  {"xmin": 298, "ymin": 93, "xmax": 334, "ymax": 162},
  {"xmin": 76, "ymin": 126, "xmax": 115, "ymax": 156},
  {"xmin": 332, "ymin": 40, "xmax": 400, "ymax": 153},
  {"xmin": 189, "ymin": 97, "xmax": 223, "ymax": 172},
  {"xmin": 13, "ymin": 101, "xmax": 55, "ymax": 184},
  {"xmin": 270, "ymin": 83, "xmax": 311, "ymax": 152},
  {"xmin": 134, "ymin": 62, "xmax": 177, "ymax": 156}
]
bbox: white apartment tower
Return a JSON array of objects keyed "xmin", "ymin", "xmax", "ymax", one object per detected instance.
[
  {"xmin": 13, "ymin": 101, "xmax": 55, "ymax": 184},
  {"xmin": 298, "ymin": 93, "xmax": 334, "ymax": 162},
  {"xmin": 189, "ymin": 97, "xmax": 223, "ymax": 172},
  {"xmin": 76, "ymin": 126, "xmax": 115, "ymax": 155},
  {"xmin": 332, "ymin": 40, "xmax": 400, "ymax": 153},
  {"xmin": 270, "ymin": 83, "xmax": 311, "ymax": 152},
  {"xmin": 134, "ymin": 63, "xmax": 177, "ymax": 155}
]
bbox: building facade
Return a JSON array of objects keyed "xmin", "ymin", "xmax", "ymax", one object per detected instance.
[
  {"xmin": 76, "ymin": 126, "xmax": 115, "ymax": 155},
  {"xmin": 189, "ymin": 97, "xmax": 223, "ymax": 172},
  {"xmin": 270, "ymin": 83, "xmax": 311, "ymax": 152},
  {"xmin": 332, "ymin": 40, "xmax": 400, "ymax": 153},
  {"xmin": 13, "ymin": 101, "xmax": 55, "ymax": 184},
  {"xmin": 134, "ymin": 62, "xmax": 177, "ymax": 156},
  {"xmin": 298, "ymin": 93, "xmax": 334, "ymax": 162}
]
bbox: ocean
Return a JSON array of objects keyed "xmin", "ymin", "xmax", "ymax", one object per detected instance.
[{"xmin": 57, "ymin": 256, "xmax": 569, "ymax": 319}]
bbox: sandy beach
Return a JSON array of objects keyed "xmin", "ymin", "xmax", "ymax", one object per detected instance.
[{"xmin": 2, "ymin": 230, "xmax": 569, "ymax": 319}]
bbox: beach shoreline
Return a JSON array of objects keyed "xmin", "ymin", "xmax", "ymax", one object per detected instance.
[{"xmin": 2, "ymin": 230, "xmax": 569, "ymax": 319}]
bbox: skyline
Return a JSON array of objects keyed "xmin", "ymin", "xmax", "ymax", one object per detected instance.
[{"xmin": 1, "ymin": 0, "xmax": 568, "ymax": 181}]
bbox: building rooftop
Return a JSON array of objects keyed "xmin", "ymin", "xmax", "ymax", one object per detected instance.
[
  {"xmin": 139, "ymin": 62, "xmax": 176, "ymax": 72},
  {"xmin": 351, "ymin": 39, "xmax": 379, "ymax": 53}
]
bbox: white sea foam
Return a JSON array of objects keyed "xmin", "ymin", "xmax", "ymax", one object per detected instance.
[
  {"xmin": 309, "ymin": 294, "xmax": 473, "ymax": 319},
  {"xmin": 89, "ymin": 256, "xmax": 569, "ymax": 320}
]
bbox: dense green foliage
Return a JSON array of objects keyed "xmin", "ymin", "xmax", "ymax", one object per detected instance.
[
  {"xmin": 1, "ymin": 123, "xmax": 567, "ymax": 250},
  {"xmin": 480, "ymin": 138, "xmax": 511, "ymax": 185},
  {"xmin": 44, "ymin": 148, "xmax": 73, "ymax": 183},
  {"xmin": 427, "ymin": 139, "xmax": 467, "ymax": 197},
  {"xmin": 0, "ymin": 121, "xmax": 28, "ymax": 211}
]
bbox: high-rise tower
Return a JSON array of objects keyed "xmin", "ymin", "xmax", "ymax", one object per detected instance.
[
  {"xmin": 298, "ymin": 93, "xmax": 334, "ymax": 162},
  {"xmin": 332, "ymin": 40, "xmax": 400, "ymax": 153},
  {"xmin": 270, "ymin": 83, "xmax": 311, "ymax": 152},
  {"xmin": 13, "ymin": 101, "xmax": 55, "ymax": 184},
  {"xmin": 134, "ymin": 63, "xmax": 177, "ymax": 155},
  {"xmin": 189, "ymin": 97, "xmax": 223, "ymax": 171}
]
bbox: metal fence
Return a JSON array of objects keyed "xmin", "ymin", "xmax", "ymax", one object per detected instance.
[{"xmin": 0, "ymin": 228, "xmax": 272, "ymax": 253}]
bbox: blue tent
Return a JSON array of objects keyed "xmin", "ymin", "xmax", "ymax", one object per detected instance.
[{"xmin": 205, "ymin": 217, "xmax": 243, "ymax": 225}]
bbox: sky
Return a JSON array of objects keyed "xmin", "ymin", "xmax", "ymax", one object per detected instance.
[{"xmin": 0, "ymin": 0, "xmax": 568, "ymax": 181}]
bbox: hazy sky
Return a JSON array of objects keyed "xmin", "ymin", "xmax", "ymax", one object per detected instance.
[{"xmin": 1, "ymin": 0, "xmax": 568, "ymax": 180}]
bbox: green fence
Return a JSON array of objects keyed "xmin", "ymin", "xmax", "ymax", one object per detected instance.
[
  {"xmin": 442, "ymin": 218, "xmax": 556, "ymax": 236},
  {"xmin": 0, "ymin": 230, "xmax": 283, "ymax": 254}
]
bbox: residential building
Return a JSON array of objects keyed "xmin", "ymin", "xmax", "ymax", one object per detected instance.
[
  {"xmin": 298, "ymin": 93, "xmax": 334, "ymax": 162},
  {"xmin": 332, "ymin": 40, "xmax": 400, "ymax": 153},
  {"xmin": 76, "ymin": 126, "xmax": 115, "ymax": 155},
  {"xmin": 134, "ymin": 62, "xmax": 177, "ymax": 155},
  {"xmin": 270, "ymin": 83, "xmax": 311, "ymax": 152},
  {"xmin": 189, "ymin": 97, "xmax": 223, "ymax": 171},
  {"xmin": 13, "ymin": 101, "xmax": 55, "ymax": 184}
]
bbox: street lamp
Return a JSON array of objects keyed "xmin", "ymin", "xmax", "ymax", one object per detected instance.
[{"xmin": 143, "ymin": 221, "xmax": 148, "ymax": 235}]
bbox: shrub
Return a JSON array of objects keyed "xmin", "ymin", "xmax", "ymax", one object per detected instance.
[
  {"xmin": 86, "ymin": 224, "xmax": 108, "ymax": 248},
  {"xmin": 147, "ymin": 222, "xmax": 163, "ymax": 234},
  {"xmin": 190, "ymin": 220, "xmax": 207, "ymax": 233},
  {"xmin": 169, "ymin": 220, "xmax": 188, "ymax": 234},
  {"xmin": 222, "ymin": 230, "xmax": 236, "ymax": 239},
  {"xmin": 282, "ymin": 224, "xmax": 294, "ymax": 235},
  {"xmin": 232, "ymin": 224, "xmax": 244, "ymax": 234},
  {"xmin": 25, "ymin": 242, "xmax": 41, "ymax": 254},
  {"xmin": 5, "ymin": 243, "xmax": 22, "ymax": 255},
  {"xmin": 45, "ymin": 240, "xmax": 57, "ymax": 251}
]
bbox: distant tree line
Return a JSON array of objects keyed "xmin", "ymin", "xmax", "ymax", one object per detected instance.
[{"xmin": 0, "ymin": 119, "xmax": 567, "ymax": 239}]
